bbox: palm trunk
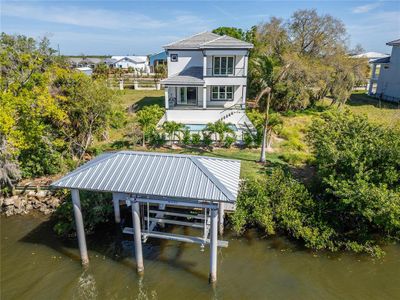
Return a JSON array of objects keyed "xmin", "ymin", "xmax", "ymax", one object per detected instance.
[
  {"xmin": 142, "ymin": 132, "xmax": 145, "ymax": 147},
  {"xmin": 260, "ymin": 92, "xmax": 271, "ymax": 163}
]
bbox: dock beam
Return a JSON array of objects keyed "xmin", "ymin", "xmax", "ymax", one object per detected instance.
[
  {"xmin": 132, "ymin": 199, "xmax": 144, "ymax": 274},
  {"xmin": 71, "ymin": 189, "xmax": 89, "ymax": 266},
  {"xmin": 209, "ymin": 208, "xmax": 218, "ymax": 283}
]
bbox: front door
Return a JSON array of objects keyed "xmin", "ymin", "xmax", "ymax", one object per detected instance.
[{"xmin": 178, "ymin": 87, "xmax": 197, "ymax": 105}]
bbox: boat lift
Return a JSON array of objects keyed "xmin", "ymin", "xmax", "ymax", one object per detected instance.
[{"xmin": 52, "ymin": 151, "xmax": 241, "ymax": 283}]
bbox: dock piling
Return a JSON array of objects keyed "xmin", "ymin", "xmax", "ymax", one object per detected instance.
[
  {"xmin": 71, "ymin": 189, "xmax": 89, "ymax": 266},
  {"xmin": 132, "ymin": 199, "xmax": 144, "ymax": 274},
  {"xmin": 209, "ymin": 208, "xmax": 218, "ymax": 283}
]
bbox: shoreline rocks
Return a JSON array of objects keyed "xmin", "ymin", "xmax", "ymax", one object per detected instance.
[{"xmin": 0, "ymin": 189, "xmax": 62, "ymax": 217}]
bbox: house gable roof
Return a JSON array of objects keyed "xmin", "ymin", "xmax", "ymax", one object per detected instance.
[
  {"xmin": 51, "ymin": 151, "xmax": 241, "ymax": 202},
  {"xmin": 164, "ymin": 31, "xmax": 253, "ymax": 50},
  {"xmin": 111, "ymin": 56, "xmax": 148, "ymax": 64},
  {"xmin": 387, "ymin": 39, "xmax": 400, "ymax": 46},
  {"xmin": 371, "ymin": 56, "xmax": 391, "ymax": 64}
]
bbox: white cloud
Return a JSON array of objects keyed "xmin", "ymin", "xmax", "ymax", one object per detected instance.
[
  {"xmin": 1, "ymin": 3, "xmax": 212, "ymax": 31},
  {"xmin": 353, "ymin": 2, "xmax": 382, "ymax": 14}
]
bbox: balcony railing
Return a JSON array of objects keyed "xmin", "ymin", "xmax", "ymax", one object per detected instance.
[{"xmin": 205, "ymin": 68, "xmax": 245, "ymax": 77}]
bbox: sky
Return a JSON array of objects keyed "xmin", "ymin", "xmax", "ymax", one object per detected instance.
[{"xmin": 1, "ymin": 0, "xmax": 399, "ymax": 55}]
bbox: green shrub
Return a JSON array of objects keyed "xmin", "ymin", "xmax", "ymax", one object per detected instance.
[
  {"xmin": 224, "ymin": 136, "xmax": 236, "ymax": 148},
  {"xmin": 232, "ymin": 168, "xmax": 336, "ymax": 251},
  {"xmin": 191, "ymin": 133, "xmax": 201, "ymax": 146},
  {"xmin": 243, "ymin": 132, "xmax": 254, "ymax": 148},
  {"xmin": 202, "ymin": 133, "xmax": 213, "ymax": 147},
  {"xmin": 148, "ymin": 131, "xmax": 166, "ymax": 147},
  {"xmin": 53, "ymin": 191, "xmax": 113, "ymax": 237},
  {"xmin": 182, "ymin": 129, "xmax": 191, "ymax": 145}
]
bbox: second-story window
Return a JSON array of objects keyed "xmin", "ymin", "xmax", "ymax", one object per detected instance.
[{"xmin": 213, "ymin": 56, "xmax": 234, "ymax": 75}]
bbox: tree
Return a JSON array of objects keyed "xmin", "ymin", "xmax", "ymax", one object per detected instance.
[
  {"xmin": 308, "ymin": 110, "xmax": 400, "ymax": 253},
  {"xmin": 162, "ymin": 121, "xmax": 184, "ymax": 145},
  {"xmin": 0, "ymin": 33, "xmax": 66, "ymax": 178},
  {"xmin": 288, "ymin": 9, "xmax": 346, "ymax": 57},
  {"xmin": 250, "ymin": 55, "xmax": 290, "ymax": 162},
  {"xmin": 136, "ymin": 105, "xmax": 164, "ymax": 147},
  {"xmin": 212, "ymin": 27, "xmax": 246, "ymax": 40},
  {"xmin": 53, "ymin": 69, "xmax": 120, "ymax": 163},
  {"xmin": 92, "ymin": 63, "xmax": 109, "ymax": 80}
]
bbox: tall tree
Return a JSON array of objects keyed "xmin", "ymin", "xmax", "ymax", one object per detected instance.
[{"xmin": 212, "ymin": 27, "xmax": 246, "ymax": 40}]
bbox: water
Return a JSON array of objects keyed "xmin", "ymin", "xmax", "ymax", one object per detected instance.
[
  {"xmin": 1, "ymin": 214, "xmax": 400, "ymax": 300},
  {"xmin": 185, "ymin": 124, "xmax": 238, "ymax": 132}
]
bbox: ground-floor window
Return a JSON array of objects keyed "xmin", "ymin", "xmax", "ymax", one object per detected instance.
[{"xmin": 211, "ymin": 86, "xmax": 234, "ymax": 101}]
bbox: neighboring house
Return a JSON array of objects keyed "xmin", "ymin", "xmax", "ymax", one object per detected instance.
[
  {"xmin": 352, "ymin": 51, "xmax": 389, "ymax": 63},
  {"xmin": 76, "ymin": 67, "xmax": 93, "ymax": 76},
  {"xmin": 368, "ymin": 39, "xmax": 400, "ymax": 102},
  {"xmin": 69, "ymin": 57, "xmax": 103, "ymax": 68},
  {"xmin": 159, "ymin": 32, "xmax": 255, "ymax": 141},
  {"xmin": 149, "ymin": 51, "xmax": 167, "ymax": 72},
  {"xmin": 109, "ymin": 56, "xmax": 150, "ymax": 73}
]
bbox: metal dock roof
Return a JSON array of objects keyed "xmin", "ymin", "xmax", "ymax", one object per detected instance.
[{"xmin": 51, "ymin": 151, "xmax": 241, "ymax": 202}]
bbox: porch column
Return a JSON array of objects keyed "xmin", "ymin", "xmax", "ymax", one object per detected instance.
[
  {"xmin": 242, "ymin": 85, "xmax": 247, "ymax": 109},
  {"xmin": 218, "ymin": 202, "xmax": 224, "ymax": 235},
  {"xmin": 113, "ymin": 196, "xmax": 121, "ymax": 224},
  {"xmin": 244, "ymin": 55, "xmax": 248, "ymax": 77},
  {"xmin": 203, "ymin": 55, "xmax": 207, "ymax": 77},
  {"xmin": 209, "ymin": 208, "xmax": 218, "ymax": 283},
  {"xmin": 132, "ymin": 199, "xmax": 144, "ymax": 274},
  {"xmin": 368, "ymin": 64, "xmax": 377, "ymax": 95},
  {"xmin": 71, "ymin": 189, "xmax": 89, "ymax": 266},
  {"xmin": 203, "ymin": 85, "xmax": 207, "ymax": 109},
  {"xmin": 164, "ymin": 86, "xmax": 169, "ymax": 109}
]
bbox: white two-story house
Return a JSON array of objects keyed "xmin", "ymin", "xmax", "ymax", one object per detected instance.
[
  {"xmin": 368, "ymin": 39, "xmax": 400, "ymax": 102},
  {"xmin": 159, "ymin": 32, "xmax": 254, "ymax": 139}
]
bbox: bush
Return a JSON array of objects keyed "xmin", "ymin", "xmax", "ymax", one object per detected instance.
[
  {"xmin": 232, "ymin": 168, "xmax": 336, "ymax": 251},
  {"xmin": 243, "ymin": 132, "xmax": 254, "ymax": 148},
  {"xmin": 182, "ymin": 129, "xmax": 191, "ymax": 146},
  {"xmin": 224, "ymin": 136, "xmax": 236, "ymax": 148},
  {"xmin": 307, "ymin": 110, "xmax": 400, "ymax": 255},
  {"xmin": 148, "ymin": 131, "xmax": 166, "ymax": 147},
  {"xmin": 202, "ymin": 133, "xmax": 213, "ymax": 147},
  {"xmin": 191, "ymin": 133, "xmax": 201, "ymax": 146},
  {"xmin": 53, "ymin": 191, "xmax": 113, "ymax": 236}
]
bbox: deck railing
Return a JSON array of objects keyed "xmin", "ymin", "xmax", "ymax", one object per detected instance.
[{"xmin": 205, "ymin": 68, "xmax": 245, "ymax": 77}]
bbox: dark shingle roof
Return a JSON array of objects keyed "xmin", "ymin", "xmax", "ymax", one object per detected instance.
[
  {"xmin": 160, "ymin": 67, "xmax": 204, "ymax": 85},
  {"xmin": 387, "ymin": 39, "xmax": 400, "ymax": 46},
  {"xmin": 371, "ymin": 56, "xmax": 391, "ymax": 64},
  {"xmin": 164, "ymin": 32, "xmax": 253, "ymax": 50}
]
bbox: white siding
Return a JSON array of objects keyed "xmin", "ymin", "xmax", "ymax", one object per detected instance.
[
  {"xmin": 376, "ymin": 46, "xmax": 400, "ymax": 98},
  {"xmin": 167, "ymin": 50, "xmax": 203, "ymax": 76}
]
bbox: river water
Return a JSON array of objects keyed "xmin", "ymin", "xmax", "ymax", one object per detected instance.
[{"xmin": 1, "ymin": 214, "xmax": 400, "ymax": 300}]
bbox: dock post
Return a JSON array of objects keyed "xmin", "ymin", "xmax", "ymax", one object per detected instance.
[
  {"xmin": 132, "ymin": 199, "xmax": 144, "ymax": 274},
  {"xmin": 209, "ymin": 208, "xmax": 218, "ymax": 283},
  {"xmin": 71, "ymin": 189, "xmax": 89, "ymax": 266},
  {"xmin": 113, "ymin": 196, "xmax": 121, "ymax": 224},
  {"xmin": 218, "ymin": 203, "xmax": 224, "ymax": 235}
]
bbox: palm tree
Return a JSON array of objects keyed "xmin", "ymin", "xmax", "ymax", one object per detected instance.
[
  {"xmin": 203, "ymin": 122, "xmax": 217, "ymax": 143},
  {"xmin": 214, "ymin": 120, "xmax": 234, "ymax": 146},
  {"xmin": 162, "ymin": 121, "xmax": 184, "ymax": 145},
  {"xmin": 250, "ymin": 54, "xmax": 290, "ymax": 162}
]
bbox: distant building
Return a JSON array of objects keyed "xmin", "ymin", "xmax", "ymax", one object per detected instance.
[
  {"xmin": 368, "ymin": 39, "xmax": 400, "ymax": 102},
  {"xmin": 69, "ymin": 57, "xmax": 103, "ymax": 68},
  {"xmin": 108, "ymin": 56, "xmax": 149, "ymax": 73},
  {"xmin": 76, "ymin": 67, "xmax": 93, "ymax": 76},
  {"xmin": 149, "ymin": 51, "xmax": 167, "ymax": 72},
  {"xmin": 352, "ymin": 51, "xmax": 389, "ymax": 63}
]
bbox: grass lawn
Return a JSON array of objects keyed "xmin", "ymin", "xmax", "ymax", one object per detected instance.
[{"xmin": 94, "ymin": 89, "xmax": 399, "ymax": 181}]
